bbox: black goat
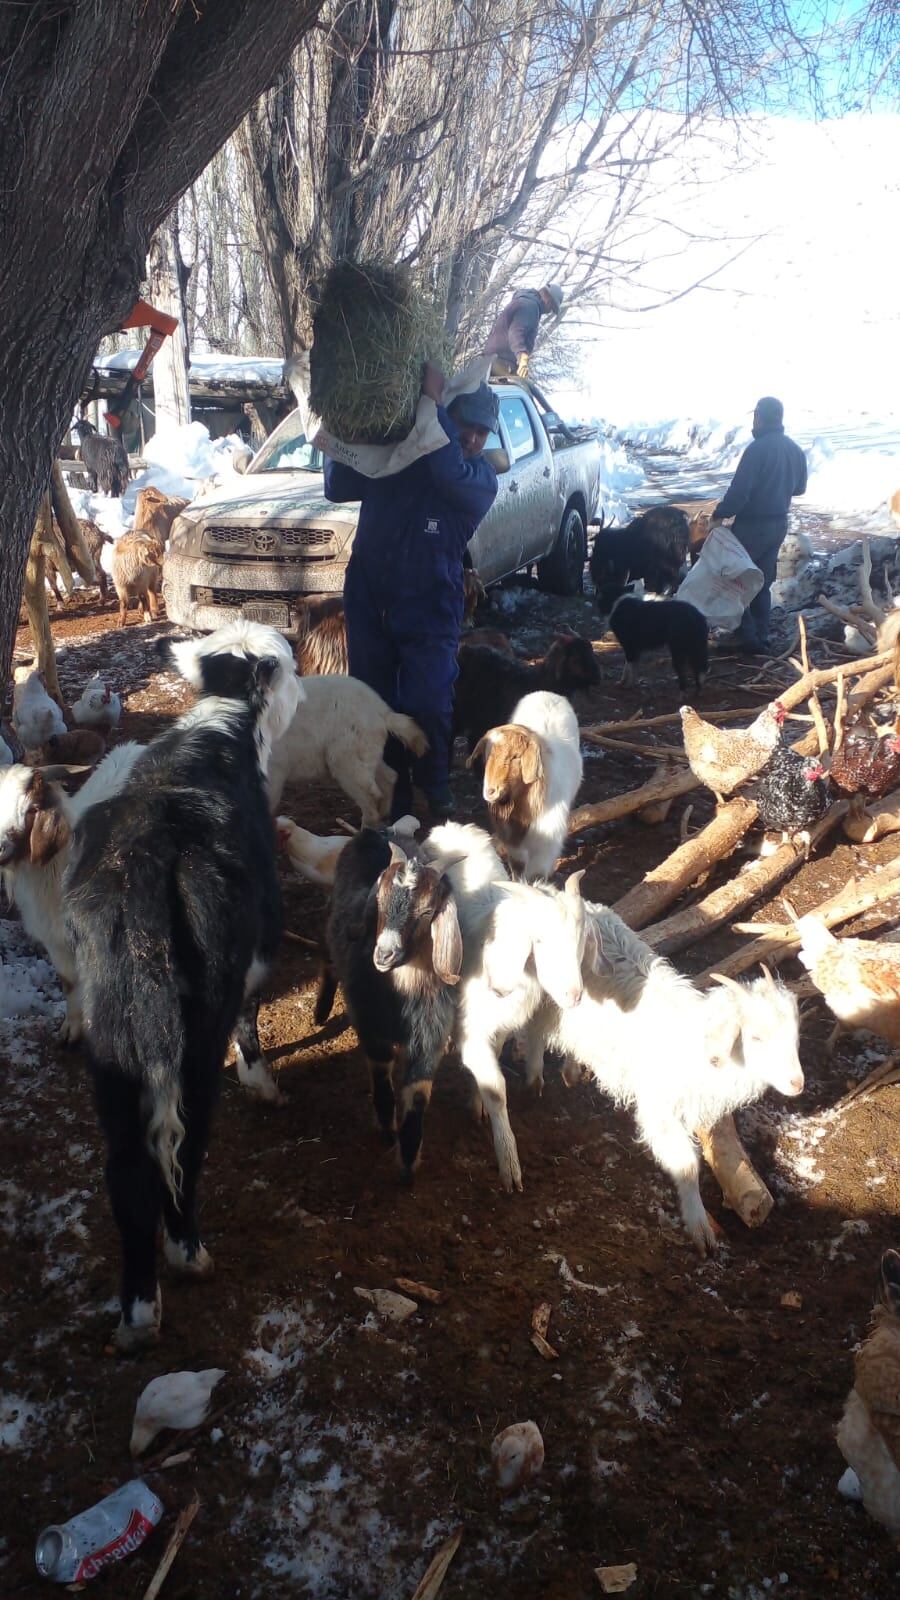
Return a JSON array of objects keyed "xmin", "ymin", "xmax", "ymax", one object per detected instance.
[
  {"xmin": 315, "ymin": 829, "xmax": 462, "ymax": 1178},
  {"xmin": 607, "ymin": 592, "xmax": 708, "ymax": 691},
  {"xmin": 590, "ymin": 506, "xmax": 690, "ymax": 612},
  {"xmin": 453, "ymin": 632, "xmax": 599, "ymax": 752},
  {"xmin": 64, "ymin": 621, "xmax": 300, "ymax": 1349},
  {"xmin": 74, "ymin": 419, "xmax": 129, "ymax": 497}
]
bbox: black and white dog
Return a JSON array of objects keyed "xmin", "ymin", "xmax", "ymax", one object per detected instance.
[{"xmin": 65, "ymin": 621, "xmax": 301, "ymax": 1349}]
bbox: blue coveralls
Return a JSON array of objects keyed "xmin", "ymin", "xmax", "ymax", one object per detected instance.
[
  {"xmin": 323, "ymin": 407, "xmax": 498, "ymax": 807},
  {"xmin": 714, "ymin": 424, "xmax": 807, "ymax": 648}
]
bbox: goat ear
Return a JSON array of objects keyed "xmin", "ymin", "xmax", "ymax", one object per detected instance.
[
  {"xmin": 28, "ymin": 795, "xmax": 70, "ymax": 864},
  {"xmin": 431, "ymin": 896, "xmax": 463, "ymax": 985},
  {"xmin": 254, "ymin": 655, "xmax": 280, "ymax": 689},
  {"xmin": 467, "ymin": 736, "xmax": 489, "ymax": 770},
  {"xmin": 879, "ymin": 1249, "xmax": 900, "ymax": 1313},
  {"xmin": 521, "ymin": 737, "xmax": 543, "ymax": 786}
]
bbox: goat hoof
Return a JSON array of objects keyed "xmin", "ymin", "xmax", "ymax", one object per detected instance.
[
  {"xmin": 527, "ymin": 1075, "xmax": 545, "ymax": 1098},
  {"xmin": 693, "ymin": 1213, "xmax": 725, "ymax": 1256},
  {"xmin": 164, "ymin": 1235, "xmax": 214, "ymax": 1277},
  {"xmin": 57, "ymin": 1019, "xmax": 82, "ymax": 1047},
  {"xmin": 234, "ymin": 1057, "xmax": 285, "ymax": 1105}
]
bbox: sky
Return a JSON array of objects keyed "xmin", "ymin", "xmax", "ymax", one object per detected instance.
[{"xmin": 556, "ymin": 110, "xmax": 900, "ymax": 429}]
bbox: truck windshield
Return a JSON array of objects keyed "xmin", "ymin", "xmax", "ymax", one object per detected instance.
[{"xmin": 250, "ymin": 412, "xmax": 323, "ymax": 473}]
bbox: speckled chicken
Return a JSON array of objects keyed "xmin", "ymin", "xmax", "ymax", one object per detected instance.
[
  {"xmin": 754, "ymin": 743, "xmax": 829, "ymax": 851},
  {"xmin": 793, "ymin": 913, "xmax": 900, "ymax": 1046},
  {"xmin": 829, "ymin": 719, "xmax": 900, "ymax": 799},
  {"xmin": 679, "ymin": 700, "xmax": 786, "ymax": 803},
  {"xmin": 837, "ymin": 1249, "xmax": 900, "ymax": 1538}
]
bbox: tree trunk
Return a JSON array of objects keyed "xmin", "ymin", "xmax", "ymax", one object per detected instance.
[
  {"xmin": 24, "ymin": 497, "xmax": 63, "ymax": 708},
  {"xmin": 612, "ymin": 798, "xmax": 759, "ymax": 930},
  {"xmin": 148, "ymin": 218, "xmax": 192, "ymax": 431},
  {"xmin": 0, "ymin": 0, "xmax": 322, "ymax": 690}
]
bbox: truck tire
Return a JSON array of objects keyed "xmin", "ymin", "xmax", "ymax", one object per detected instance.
[{"xmin": 537, "ymin": 504, "xmax": 586, "ymax": 595}]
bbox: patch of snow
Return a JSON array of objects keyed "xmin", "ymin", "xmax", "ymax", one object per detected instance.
[{"xmin": 0, "ymin": 1393, "xmax": 42, "ymax": 1451}]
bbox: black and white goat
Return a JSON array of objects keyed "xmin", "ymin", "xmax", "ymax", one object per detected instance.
[
  {"xmin": 64, "ymin": 620, "xmax": 301, "ymax": 1349},
  {"xmin": 315, "ymin": 825, "xmax": 462, "ymax": 1179}
]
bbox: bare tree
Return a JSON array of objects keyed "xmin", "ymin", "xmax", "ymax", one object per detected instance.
[
  {"xmin": 0, "ymin": 0, "xmax": 321, "ymax": 688},
  {"xmin": 217, "ymin": 0, "xmax": 821, "ymax": 365},
  {"xmin": 148, "ymin": 214, "xmax": 192, "ymax": 431}
]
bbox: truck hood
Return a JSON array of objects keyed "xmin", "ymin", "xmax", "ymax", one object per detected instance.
[{"xmin": 182, "ymin": 473, "xmax": 357, "ymax": 526}]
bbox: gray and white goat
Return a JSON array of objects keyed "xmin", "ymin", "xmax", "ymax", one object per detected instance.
[
  {"xmin": 315, "ymin": 824, "xmax": 463, "ymax": 1178},
  {"xmin": 521, "ymin": 902, "xmax": 803, "ymax": 1252},
  {"xmin": 423, "ymin": 821, "xmax": 588, "ymax": 1193}
]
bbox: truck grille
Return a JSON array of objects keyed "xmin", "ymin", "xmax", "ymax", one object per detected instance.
[
  {"xmin": 203, "ymin": 524, "xmax": 336, "ymax": 557},
  {"xmin": 191, "ymin": 585, "xmax": 301, "ymax": 607}
]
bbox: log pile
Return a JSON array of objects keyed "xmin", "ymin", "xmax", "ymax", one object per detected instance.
[{"xmin": 568, "ymin": 624, "xmax": 900, "ymax": 1233}]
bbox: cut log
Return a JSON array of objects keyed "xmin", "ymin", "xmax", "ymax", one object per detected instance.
[
  {"xmin": 818, "ymin": 593, "xmax": 877, "ymax": 643},
  {"xmin": 49, "ymin": 460, "xmax": 96, "ymax": 585},
  {"xmin": 569, "ymin": 766, "xmax": 699, "ymax": 833},
  {"xmin": 642, "ymin": 801, "xmax": 848, "ymax": 955},
  {"xmin": 698, "ymin": 1114, "xmax": 774, "ymax": 1227},
  {"xmin": 694, "ymin": 853, "xmax": 900, "ymax": 983},
  {"xmin": 612, "ymin": 798, "xmax": 758, "ymax": 930},
  {"xmin": 843, "ymin": 788, "xmax": 900, "ymax": 844},
  {"xmin": 23, "ymin": 496, "xmax": 63, "ymax": 707}
]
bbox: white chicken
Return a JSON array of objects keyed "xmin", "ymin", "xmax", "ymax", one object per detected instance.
[
  {"xmin": 12, "ymin": 667, "xmax": 65, "ymax": 749},
  {"xmin": 130, "ymin": 1368, "xmax": 226, "ymax": 1457},
  {"xmin": 491, "ymin": 1420, "xmax": 545, "ymax": 1492},
  {"xmin": 277, "ymin": 814, "xmax": 420, "ymax": 888},
  {"xmin": 71, "ymin": 674, "xmax": 122, "ymax": 731},
  {"xmin": 837, "ymin": 1249, "xmax": 900, "ymax": 1537}
]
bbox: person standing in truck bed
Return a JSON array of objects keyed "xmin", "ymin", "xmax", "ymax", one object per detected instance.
[
  {"xmin": 714, "ymin": 395, "xmax": 808, "ymax": 656},
  {"xmin": 483, "ymin": 284, "xmax": 564, "ymax": 380},
  {"xmin": 323, "ymin": 368, "xmax": 499, "ymax": 820}
]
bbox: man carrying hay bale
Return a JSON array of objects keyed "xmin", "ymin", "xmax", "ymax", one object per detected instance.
[
  {"xmin": 483, "ymin": 284, "xmax": 564, "ymax": 379},
  {"xmin": 324, "ymin": 366, "xmax": 499, "ymax": 819}
]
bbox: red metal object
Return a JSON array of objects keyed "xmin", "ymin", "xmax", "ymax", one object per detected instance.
[{"xmin": 104, "ymin": 299, "xmax": 179, "ymax": 430}]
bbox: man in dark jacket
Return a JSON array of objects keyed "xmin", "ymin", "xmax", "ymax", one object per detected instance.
[
  {"xmin": 323, "ymin": 370, "xmax": 499, "ymax": 819},
  {"xmin": 714, "ymin": 396, "xmax": 807, "ymax": 654},
  {"xmin": 483, "ymin": 284, "xmax": 564, "ymax": 379}
]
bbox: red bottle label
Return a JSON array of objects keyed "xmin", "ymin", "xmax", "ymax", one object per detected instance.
[{"xmin": 73, "ymin": 1509, "xmax": 155, "ymax": 1581}]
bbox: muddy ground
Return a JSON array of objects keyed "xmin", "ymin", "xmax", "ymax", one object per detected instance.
[{"xmin": 2, "ymin": 551, "xmax": 900, "ymax": 1600}]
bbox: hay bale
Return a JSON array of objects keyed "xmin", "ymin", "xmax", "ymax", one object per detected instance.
[{"xmin": 309, "ymin": 261, "xmax": 449, "ymax": 444}]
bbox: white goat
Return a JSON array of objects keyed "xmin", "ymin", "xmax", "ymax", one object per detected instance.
[
  {"xmin": 12, "ymin": 667, "xmax": 66, "ymax": 749},
  {"xmin": 0, "ymin": 744, "xmax": 144, "ymax": 1039},
  {"xmin": 266, "ymin": 675, "xmax": 427, "ymax": 824},
  {"xmin": 470, "ymin": 690, "xmax": 582, "ymax": 881},
  {"xmin": 522, "ymin": 902, "xmax": 803, "ymax": 1253},
  {"xmin": 424, "ymin": 821, "xmax": 586, "ymax": 1192}
]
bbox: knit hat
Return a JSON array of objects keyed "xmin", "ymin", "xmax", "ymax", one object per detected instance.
[{"xmin": 542, "ymin": 284, "xmax": 564, "ymax": 314}]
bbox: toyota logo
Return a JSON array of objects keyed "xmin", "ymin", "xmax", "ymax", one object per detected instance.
[{"xmin": 253, "ymin": 530, "xmax": 278, "ymax": 553}]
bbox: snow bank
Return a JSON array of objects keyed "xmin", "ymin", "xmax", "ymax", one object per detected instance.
[
  {"xmin": 595, "ymin": 436, "xmax": 645, "ymax": 524},
  {"xmin": 65, "ymin": 419, "xmax": 247, "ymax": 562},
  {"xmin": 98, "ymin": 349, "xmax": 285, "ymax": 388}
]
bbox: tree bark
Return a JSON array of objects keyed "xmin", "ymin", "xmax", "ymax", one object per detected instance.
[
  {"xmin": 148, "ymin": 217, "xmax": 192, "ymax": 431},
  {"xmin": 24, "ymin": 498, "xmax": 63, "ymax": 708},
  {"xmin": 50, "ymin": 463, "xmax": 96, "ymax": 587},
  {"xmin": 0, "ymin": 0, "xmax": 322, "ymax": 689}
]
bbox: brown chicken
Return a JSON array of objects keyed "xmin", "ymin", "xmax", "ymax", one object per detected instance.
[
  {"xmin": 837, "ymin": 1249, "xmax": 900, "ymax": 1538},
  {"xmin": 794, "ymin": 912, "xmax": 900, "ymax": 1046},
  {"xmin": 829, "ymin": 717, "xmax": 900, "ymax": 799},
  {"xmin": 679, "ymin": 701, "xmax": 786, "ymax": 803}
]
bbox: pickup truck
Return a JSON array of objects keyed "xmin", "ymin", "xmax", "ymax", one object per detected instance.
[{"xmin": 162, "ymin": 379, "xmax": 603, "ymax": 634}]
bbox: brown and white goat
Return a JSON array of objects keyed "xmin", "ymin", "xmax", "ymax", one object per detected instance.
[
  {"xmin": 469, "ymin": 690, "xmax": 583, "ymax": 881},
  {"xmin": 315, "ymin": 828, "xmax": 462, "ymax": 1178},
  {"xmin": 291, "ymin": 594, "xmax": 349, "ymax": 676},
  {"xmin": 111, "ymin": 531, "xmax": 165, "ymax": 627},
  {"xmin": 132, "ymin": 486, "xmax": 189, "ymax": 545}
]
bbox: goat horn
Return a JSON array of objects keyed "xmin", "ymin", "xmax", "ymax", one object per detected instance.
[
  {"xmin": 387, "ymin": 841, "xmax": 409, "ymax": 868},
  {"xmin": 709, "ymin": 973, "xmax": 744, "ymax": 996},
  {"xmin": 565, "ymin": 869, "xmax": 586, "ymax": 898},
  {"xmin": 759, "ymin": 962, "xmax": 776, "ymax": 985}
]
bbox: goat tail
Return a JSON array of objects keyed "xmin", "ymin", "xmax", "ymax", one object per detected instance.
[
  {"xmin": 140, "ymin": 1063, "xmax": 186, "ymax": 1203},
  {"xmin": 386, "ymin": 711, "xmax": 429, "ymax": 757}
]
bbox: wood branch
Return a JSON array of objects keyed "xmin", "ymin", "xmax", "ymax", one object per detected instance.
[
  {"xmin": 833, "ymin": 669, "xmax": 848, "ymax": 754},
  {"xmin": 410, "ymin": 1531, "xmax": 463, "ymax": 1600},
  {"xmin": 636, "ymin": 763, "xmax": 677, "ymax": 825},
  {"xmin": 775, "ymin": 649, "xmax": 891, "ymax": 712},
  {"xmin": 642, "ymin": 801, "xmax": 848, "ymax": 956},
  {"xmin": 843, "ymin": 788, "xmax": 900, "ymax": 844},
  {"xmin": 612, "ymin": 798, "xmax": 758, "ymax": 930},
  {"xmin": 50, "ymin": 460, "xmax": 95, "ymax": 585},
  {"xmin": 582, "ymin": 707, "xmax": 780, "ymax": 738},
  {"xmin": 569, "ymin": 766, "xmax": 700, "ymax": 833},
  {"xmin": 847, "ymin": 660, "xmax": 895, "ymax": 715},
  {"xmin": 142, "ymin": 1492, "xmax": 200, "ymax": 1600},
  {"xmin": 694, "ymin": 855, "xmax": 900, "ymax": 983},
  {"xmin": 581, "ymin": 732, "xmax": 686, "ymax": 759},
  {"xmin": 798, "ymin": 612, "xmax": 810, "ymax": 677},
  {"xmin": 816, "ymin": 593, "xmax": 877, "ymax": 642},
  {"xmin": 857, "ymin": 537, "xmax": 887, "ymax": 626},
  {"xmin": 23, "ymin": 497, "xmax": 62, "ymax": 706},
  {"xmin": 698, "ymin": 1114, "xmax": 774, "ymax": 1227}
]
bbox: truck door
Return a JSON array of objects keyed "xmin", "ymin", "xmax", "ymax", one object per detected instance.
[{"xmin": 498, "ymin": 391, "xmax": 555, "ymax": 562}]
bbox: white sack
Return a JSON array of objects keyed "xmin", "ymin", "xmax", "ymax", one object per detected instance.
[
  {"xmin": 310, "ymin": 356, "xmax": 493, "ymax": 480},
  {"xmin": 676, "ymin": 525, "xmax": 764, "ymax": 631}
]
